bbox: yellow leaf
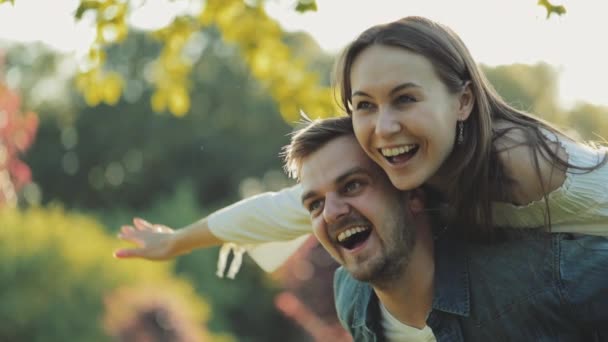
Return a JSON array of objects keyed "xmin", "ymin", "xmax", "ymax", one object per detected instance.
[
  {"xmin": 102, "ymin": 73, "xmax": 123, "ymax": 105},
  {"xmin": 168, "ymin": 87, "xmax": 190, "ymax": 116},
  {"xmin": 151, "ymin": 91, "xmax": 167, "ymax": 113},
  {"xmin": 84, "ymin": 88, "xmax": 102, "ymax": 106}
]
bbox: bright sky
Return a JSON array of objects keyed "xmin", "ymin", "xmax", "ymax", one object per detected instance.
[{"xmin": 0, "ymin": 0, "xmax": 606, "ymax": 108}]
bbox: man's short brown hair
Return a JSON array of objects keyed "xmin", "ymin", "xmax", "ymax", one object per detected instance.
[{"xmin": 282, "ymin": 116, "xmax": 354, "ymax": 180}]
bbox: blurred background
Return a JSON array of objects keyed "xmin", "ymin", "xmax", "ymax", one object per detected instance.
[{"xmin": 0, "ymin": 0, "xmax": 606, "ymax": 341}]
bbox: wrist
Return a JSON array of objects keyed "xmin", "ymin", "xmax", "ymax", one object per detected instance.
[{"xmin": 169, "ymin": 228, "xmax": 191, "ymax": 256}]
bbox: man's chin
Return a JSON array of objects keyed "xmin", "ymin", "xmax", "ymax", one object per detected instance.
[
  {"xmin": 345, "ymin": 258, "xmax": 386, "ymax": 283},
  {"xmin": 345, "ymin": 255, "xmax": 409, "ymax": 285}
]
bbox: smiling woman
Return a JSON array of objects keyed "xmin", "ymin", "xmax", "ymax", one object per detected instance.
[{"xmin": 347, "ymin": 45, "xmax": 472, "ymax": 193}]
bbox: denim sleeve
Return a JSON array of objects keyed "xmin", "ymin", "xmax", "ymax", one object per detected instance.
[{"xmin": 559, "ymin": 234, "xmax": 608, "ymax": 335}]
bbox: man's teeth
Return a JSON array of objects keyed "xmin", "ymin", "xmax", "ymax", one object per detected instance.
[
  {"xmin": 337, "ymin": 226, "xmax": 369, "ymax": 242},
  {"xmin": 381, "ymin": 145, "xmax": 416, "ymax": 157}
]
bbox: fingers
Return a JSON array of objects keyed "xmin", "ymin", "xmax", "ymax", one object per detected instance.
[
  {"xmin": 118, "ymin": 225, "xmax": 145, "ymax": 245},
  {"xmin": 133, "ymin": 217, "xmax": 152, "ymax": 230},
  {"xmin": 132, "ymin": 217, "xmax": 173, "ymax": 233},
  {"xmin": 156, "ymin": 225, "xmax": 172, "ymax": 233},
  {"xmin": 113, "ymin": 248, "xmax": 142, "ymax": 259},
  {"xmin": 121, "ymin": 225, "xmax": 135, "ymax": 234}
]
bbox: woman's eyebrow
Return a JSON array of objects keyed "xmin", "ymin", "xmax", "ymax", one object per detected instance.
[
  {"xmin": 352, "ymin": 82, "xmax": 421, "ymax": 98},
  {"xmin": 389, "ymin": 82, "xmax": 421, "ymax": 96}
]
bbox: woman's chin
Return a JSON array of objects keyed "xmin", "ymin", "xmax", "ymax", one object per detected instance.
[{"xmin": 388, "ymin": 172, "xmax": 424, "ymax": 191}]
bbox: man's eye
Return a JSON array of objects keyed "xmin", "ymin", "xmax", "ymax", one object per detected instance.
[
  {"xmin": 344, "ymin": 181, "xmax": 362, "ymax": 193},
  {"xmin": 355, "ymin": 101, "xmax": 374, "ymax": 110},
  {"xmin": 308, "ymin": 200, "xmax": 323, "ymax": 214}
]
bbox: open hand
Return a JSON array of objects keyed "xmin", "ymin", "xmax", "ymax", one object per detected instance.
[{"xmin": 114, "ymin": 217, "xmax": 177, "ymax": 260}]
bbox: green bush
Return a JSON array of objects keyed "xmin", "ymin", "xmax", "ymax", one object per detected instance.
[{"xmin": 0, "ymin": 206, "xmax": 231, "ymax": 342}]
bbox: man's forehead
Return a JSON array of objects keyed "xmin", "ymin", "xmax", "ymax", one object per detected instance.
[{"xmin": 299, "ymin": 135, "xmax": 374, "ymax": 191}]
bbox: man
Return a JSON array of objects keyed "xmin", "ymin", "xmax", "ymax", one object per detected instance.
[{"xmin": 284, "ymin": 116, "xmax": 608, "ymax": 341}]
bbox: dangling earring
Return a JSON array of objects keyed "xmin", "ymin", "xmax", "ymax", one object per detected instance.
[{"xmin": 457, "ymin": 121, "xmax": 464, "ymax": 145}]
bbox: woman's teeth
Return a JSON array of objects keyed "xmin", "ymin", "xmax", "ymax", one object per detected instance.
[{"xmin": 380, "ymin": 144, "xmax": 417, "ymax": 157}]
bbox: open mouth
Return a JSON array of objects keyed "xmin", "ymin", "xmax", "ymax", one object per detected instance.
[
  {"xmin": 337, "ymin": 226, "xmax": 372, "ymax": 250},
  {"xmin": 380, "ymin": 144, "xmax": 419, "ymax": 164}
]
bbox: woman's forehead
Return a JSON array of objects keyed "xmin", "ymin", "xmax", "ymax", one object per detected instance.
[{"xmin": 350, "ymin": 45, "xmax": 438, "ymax": 95}]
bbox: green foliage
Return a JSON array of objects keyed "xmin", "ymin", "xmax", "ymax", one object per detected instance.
[
  {"xmin": 70, "ymin": 0, "xmax": 335, "ymax": 119},
  {"xmin": 103, "ymin": 284, "xmax": 233, "ymax": 342},
  {"xmin": 563, "ymin": 103, "xmax": 608, "ymax": 142},
  {"xmin": 295, "ymin": 0, "xmax": 318, "ymax": 13},
  {"xmin": 0, "ymin": 206, "xmax": 229, "ymax": 341},
  {"xmin": 23, "ymin": 30, "xmax": 301, "ymax": 211},
  {"xmin": 483, "ymin": 63, "xmax": 608, "ymax": 142},
  {"xmin": 483, "ymin": 63, "xmax": 563, "ymax": 122},
  {"xmin": 93, "ymin": 180, "xmax": 308, "ymax": 341},
  {"xmin": 201, "ymin": 0, "xmax": 337, "ymax": 121},
  {"xmin": 538, "ymin": 0, "xmax": 567, "ymax": 18}
]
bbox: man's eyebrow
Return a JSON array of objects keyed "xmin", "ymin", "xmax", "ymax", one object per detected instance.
[
  {"xmin": 301, "ymin": 190, "xmax": 317, "ymax": 206},
  {"xmin": 335, "ymin": 167, "xmax": 368, "ymax": 184},
  {"xmin": 300, "ymin": 166, "xmax": 369, "ymax": 205},
  {"xmin": 352, "ymin": 82, "xmax": 421, "ymax": 98}
]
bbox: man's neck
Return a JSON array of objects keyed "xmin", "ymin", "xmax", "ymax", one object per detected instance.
[{"xmin": 372, "ymin": 223, "xmax": 435, "ymax": 329}]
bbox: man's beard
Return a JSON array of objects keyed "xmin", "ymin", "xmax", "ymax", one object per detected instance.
[{"xmin": 347, "ymin": 201, "xmax": 416, "ymax": 286}]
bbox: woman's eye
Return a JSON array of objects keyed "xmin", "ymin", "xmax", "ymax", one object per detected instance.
[
  {"xmin": 355, "ymin": 101, "xmax": 374, "ymax": 110},
  {"xmin": 395, "ymin": 95, "xmax": 416, "ymax": 104}
]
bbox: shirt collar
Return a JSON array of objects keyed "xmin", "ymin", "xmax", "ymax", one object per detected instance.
[{"xmin": 431, "ymin": 233, "xmax": 471, "ymax": 317}]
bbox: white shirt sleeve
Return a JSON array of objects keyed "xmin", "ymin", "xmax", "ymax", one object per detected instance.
[{"xmin": 207, "ymin": 184, "xmax": 313, "ymax": 274}]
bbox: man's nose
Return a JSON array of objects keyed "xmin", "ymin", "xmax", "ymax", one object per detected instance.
[
  {"xmin": 375, "ymin": 108, "xmax": 402, "ymax": 138},
  {"xmin": 323, "ymin": 193, "xmax": 349, "ymax": 224}
]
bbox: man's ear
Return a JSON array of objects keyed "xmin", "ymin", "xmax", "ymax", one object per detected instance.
[{"xmin": 407, "ymin": 188, "xmax": 427, "ymax": 215}]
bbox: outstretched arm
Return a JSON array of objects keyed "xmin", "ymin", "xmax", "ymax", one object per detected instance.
[
  {"xmin": 114, "ymin": 217, "xmax": 223, "ymax": 260},
  {"xmin": 114, "ymin": 184, "xmax": 311, "ymax": 262}
]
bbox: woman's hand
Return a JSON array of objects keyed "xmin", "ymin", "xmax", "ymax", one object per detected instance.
[{"xmin": 114, "ymin": 218, "xmax": 178, "ymax": 260}]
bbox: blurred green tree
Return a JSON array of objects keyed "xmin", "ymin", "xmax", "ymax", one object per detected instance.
[
  {"xmin": 483, "ymin": 63, "xmax": 564, "ymax": 123},
  {"xmin": 4, "ymin": 30, "xmax": 330, "ymax": 341},
  {"xmin": 564, "ymin": 103, "xmax": 608, "ymax": 142},
  {"xmin": 0, "ymin": 206, "xmax": 231, "ymax": 341},
  {"xmin": 20, "ymin": 29, "xmax": 322, "ymax": 211}
]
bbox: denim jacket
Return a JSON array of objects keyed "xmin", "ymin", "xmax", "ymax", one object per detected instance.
[{"xmin": 334, "ymin": 232, "xmax": 608, "ymax": 341}]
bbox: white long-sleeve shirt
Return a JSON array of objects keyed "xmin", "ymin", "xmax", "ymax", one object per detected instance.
[{"xmin": 208, "ymin": 133, "xmax": 608, "ymax": 275}]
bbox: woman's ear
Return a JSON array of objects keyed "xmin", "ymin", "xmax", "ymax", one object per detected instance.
[
  {"xmin": 408, "ymin": 188, "xmax": 427, "ymax": 215},
  {"xmin": 458, "ymin": 81, "xmax": 475, "ymax": 121}
]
